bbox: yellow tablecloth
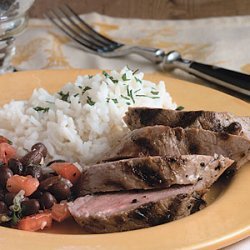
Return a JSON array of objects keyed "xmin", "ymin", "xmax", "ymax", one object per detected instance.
[{"xmin": 14, "ymin": 13, "xmax": 250, "ymax": 249}]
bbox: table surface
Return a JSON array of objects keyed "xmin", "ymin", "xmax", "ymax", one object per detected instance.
[{"xmin": 30, "ymin": 0, "xmax": 250, "ymax": 19}]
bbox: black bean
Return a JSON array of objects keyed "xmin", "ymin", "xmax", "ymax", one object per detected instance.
[
  {"xmin": 4, "ymin": 192, "xmax": 16, "ymax": 207},
  {"xmin": 39, "ymin": 192, "xmax": 56, "ymax": 209},
  {"xmin": 49, "ymin": 181, "xmax": 71, "ymax": 201},
  {"xmin": 8, "ymin": 158, "xmax": 23, "ymax": 175},
  {"xmin": 39, "ymin": 176, "xmax": 61, "ymax": 190},
  {"xmin": 46, "ymin": 159, "xmax": 66, "ymax": 167},
  {"xmin": 31, "ymin": 143, "xmax": 47, "ymax": 158},
  {"xmin": 24, "ymin": 165, "xmax": 42, "ymax": 180},
  {"xmin": 0, "ymin": 201, "xmax": 8, "ymax": 214},
  {"xmin": 0, "ymin": 167, "xmax": 13, "ymax": 188},
  {"xmin": 21, "ymin": 199, "xmax": 40, "ymax": 216},
  {"xmin": 39, "ymin": 172, "xmax": 57, "ymax": 181},
  {"xmin": 20, "ymin": 150, "xmax": 43, "ymax": 167},
  {"xmin": 29, "ymin": 189, "xmax": 43, "ymax": 199},
  {"xmin": 0, "ymin": 189, "xmax": 5, "ymax": 201}
]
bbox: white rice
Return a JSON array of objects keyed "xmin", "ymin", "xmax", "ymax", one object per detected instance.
[{"xmin": 0, "ymin": 67, "xmax": 176, "ymax": 164}]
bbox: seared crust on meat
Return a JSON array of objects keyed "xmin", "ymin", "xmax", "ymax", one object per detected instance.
[
  {"xmin": 77, "ymin": 155, "xmax": 233, "ymax": 195},
  {"xmin": 124, "ymin": 108, "xmax": 250, "ymax": 140},
  {"xmin": 103, "ymin": 126, "xmax": 250, "ymax": 168}
]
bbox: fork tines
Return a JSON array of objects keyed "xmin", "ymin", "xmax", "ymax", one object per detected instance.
[{"xmin": 45, "ymin": 4, "xmax": 122, "ymax": 53}]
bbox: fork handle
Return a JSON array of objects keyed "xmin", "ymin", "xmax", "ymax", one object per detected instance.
[{"xmin": 164, "ymin": 51, "xmax": 250, "ymax": 96}]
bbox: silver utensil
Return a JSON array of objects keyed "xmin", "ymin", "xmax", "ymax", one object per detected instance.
[{"xmin": 45, "ymin": 5, "xmax": 250, "ymax": 97}]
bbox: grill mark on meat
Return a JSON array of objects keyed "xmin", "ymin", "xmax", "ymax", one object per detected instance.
[
  {"xmin": 188, "ymin": 143, "xmax": 199, "ymax": 154},
  {"xmin": 176, "ymin": 111, "xmax": 203, "ymax": 128},
  {"xmin": 130, "ymin": 163, "xmax": 165, "ymax": 187},
  {"xmin": 124, "ymin": 108, "xmax": 249, "ymax": 140},
  {"xmin": 104, "ymin": 125, "xmax": 250, "ymax": 169},
  {"xmin": 78, "ymin": 155, "xmax": 233, "ymax": 195},
  {"xmin": 130, "ymin": 202, "xmax": 155, "ymax": 220},
  {"xmin": 219, "ymin": 132, "xmax": 230, "ymax": 140},
  {"xmin": 129, "ymin": 202, "xmax": 173, "ymax": 226},
  {"xmin": 168, "ymin": 194, "xmax": 184, "ymax": 213},
  {"xmin": 226, "ymin": 122, "xmax": 242, "ymax": 135},
  {"xmin": 137, "ymin": 109, "xmax": 162, "ymax": 126},
  {"xmin": 132, "ymin": 137, "xmax": 158, "ymax": 155},
  {"xmin": 69, "ymin": 179, "xmax": 217, "ymax": 233},
  {"xmin": 190, "ymin": 197, "xmax": 206, "ymax": 214}
]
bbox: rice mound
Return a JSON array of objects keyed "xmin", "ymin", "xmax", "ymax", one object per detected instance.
[{"xmin": 0, "ymin": 67, "xmax": 176, "ymax": 164}]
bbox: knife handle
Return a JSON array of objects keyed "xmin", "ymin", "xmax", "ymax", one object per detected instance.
[{"xmin": 164, "ymin": 51, "xmax": 250, "ymax": 96}]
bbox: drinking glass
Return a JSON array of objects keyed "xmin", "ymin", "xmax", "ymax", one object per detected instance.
[{"xmin": 0, "ymin": 0, "xmax": 35, "ymax": 74}]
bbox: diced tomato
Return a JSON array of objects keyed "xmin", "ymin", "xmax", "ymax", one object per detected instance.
[
  {"xmin": 17, "ymin": 211, "xmax": 52, "ymax": 231},
  {"xmin": 0, "ymin": 136, "xmax": 12, "ymax": 144},
  {"xmin": 6, "ymin": 175, "xmax": 39, "ymax": 196},
  {"xmin": 51, "ymin": 162, "xmax": 81, "ymax": 184},
  {"xmin": 0, "ymin": 143, "xmax": 16, "ymax": 163},
  {"xmin": 51, "ymin": 201, "xmax": 71, "ymax": 222}
]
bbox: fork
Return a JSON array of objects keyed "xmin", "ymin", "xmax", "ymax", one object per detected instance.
[{"xmin": 45, "ymin": 5, "xmax": 250, "ymax": 97}]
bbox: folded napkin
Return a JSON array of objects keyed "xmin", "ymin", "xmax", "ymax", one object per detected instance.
[{"xmin": 14, "ymin": 13, "xmax": 250, "ymax": 75}]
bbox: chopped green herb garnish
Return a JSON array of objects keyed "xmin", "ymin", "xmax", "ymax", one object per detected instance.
[
  {"xmin": 112, "ymin": 98, "xmax": 118, "ymax": 104},
  {"xmin": 129, "ymin": 90, "xmax": 135, "ymax": 104},
  {"xmin": 7, "ymin": 140, "xmax": 12, "ymax": 145},
  {"xmin": 126, "ymin": 85, "xmax": 130, "ymax": 96},
  {"xmin": 87, "ymin": 96, "xmax": 95, "ymax": 106},
  {"xmin": 88, "ymin": 75, "xmax": 93, "ymax": 79},
  {"xmin": 82, "ymin": 86, "xmax": 91, "ymax": 94},
  {"xmin": 58, "ymin": 91, "xmax": 70, "ymax": 102},
  {"xmin": 111, "ymin": 78, "xmax": 118, "ymax": 84},
  {"xmin": 134, "ymin": 89, "xmax": 141, "ymax": 94},
  {"xmin": 135, "ymin": 77, "xmax": 142, "ymax": 83},
  {"xmin": 11, "ymin": 211, "xmax": 21, "ymax": 225},
  {"xmin": 126, "ymin": 102, "xmax": 131, "ymax": 105},
  {"xmin": 151, "ymin": 90, "xmax": 159, "ymax": 95},
  {"xmin": 74, "ymin": 93, "xmax": 79, "ymax": 97},
  {"xmin": 106, "ymin": 98, "xmax": 110, "ymax": 103},
  {"xmin": 132, "ymin": 69, "xmax": 139, "ymax": 75},
  {"xmin": 135, "ymin": 94, "xmax": 160, "ymax": 99},
  {"xmin": 102, "ymin": 71, "xmax": 109, "ymax": 78},
  {"xmin": 78, "ymin": 85, "xmax": 83, "ymax": 89},
  {"xmin": 10, "ymin": 190, "xmax": 25, "ymax": 225},
  {"xmin": 121, "ymin": 95, "xmax": 130, "ymax": 100},
  {"xmin": 102, "ymin": 70, "xmax": 118, "ymax": 84},
  {"xmin": 33, "ymin": 106, "xmax": 49, "ymax": 113},
  {"xmin": 176, "ymin": 106, "xmax": 184, "ymax": 111},
  {"xmin": 122, "ymin": 73, "xmax": 130, "ymax": 81},
  {"xmin": 125, "ymin": 86, "xmax": 135, "ymax": 104}
]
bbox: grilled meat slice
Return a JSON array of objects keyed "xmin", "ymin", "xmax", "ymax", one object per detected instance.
[
  {"xmin": 77, "ymin": 155, "xmax": 233, "ymax": 196},
  {"xmin": 69, "ymin": 185, "xmax": 204, "ymax": 233},
  {"xmin": 103, "ymin": 126, "xmax": 250, "ymax": 168},
  {"xmin": 124, "ymin": 107, "xmax": 250, "ymax": 140}
]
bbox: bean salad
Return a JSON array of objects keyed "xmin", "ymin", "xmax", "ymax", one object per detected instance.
[{"xmin": 0, "ymin": 136, "xmax": 81, "ymax": 231}]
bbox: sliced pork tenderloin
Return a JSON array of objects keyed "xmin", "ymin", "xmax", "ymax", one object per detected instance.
[
  {"xmin": 124, "ymin": 107, "xmax": 250, "ymax": 140},
  {"xmin": 77, "ymin": 155, "xmax": 233, "ymax": 196},
  {"xmin": 69, "ymin": 185, "xmax": 205, "ymax": 233},
  {"xmin": 103, "ymin": 126, "xmax": 250, "ymax": 168},
  {"xmin": 69, "ymin": 153, "xmax": 232, "ymax": 233}
]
